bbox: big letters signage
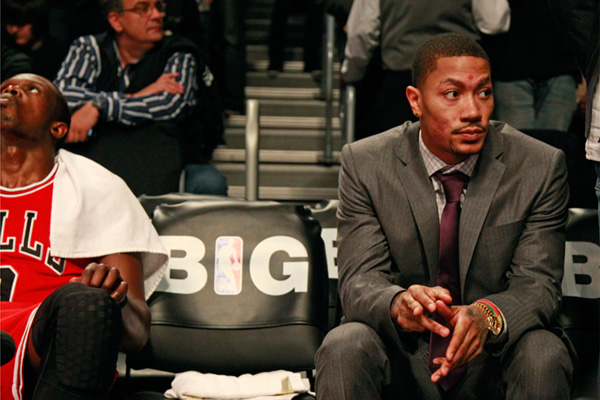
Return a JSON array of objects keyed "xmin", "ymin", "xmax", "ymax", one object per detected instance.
[{"xmin": 156, "ymin": 235, "xmax": 310, "ymax": 296}]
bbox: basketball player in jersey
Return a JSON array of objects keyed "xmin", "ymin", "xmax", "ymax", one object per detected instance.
[{"xmin": 0, "ymin": 73, "xmax": 168, "ymax": 400}]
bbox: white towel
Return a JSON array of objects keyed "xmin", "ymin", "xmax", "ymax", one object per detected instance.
[
  {"xmin": 164, "ymin": 370, "xmax": 311, "ymax": 400},
  {"xmin": 50, "ymin": 149, "xmax": 168, "ymax": 299}
]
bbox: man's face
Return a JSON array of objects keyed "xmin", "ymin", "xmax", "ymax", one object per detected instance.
[
  {"xmin": 5, "ymin": 24, "xmax": 34, "ymax": 47},
  {"xmin": 409, "ymin": 56, "xmax": 494, "ymax": 165},
  {"xmin": 113, "ymin": 0, "xmax": 165, "ymax": 45},
  {"xmin": 1, "ymin": 74, "xmax": 57, "ymax": 139}
]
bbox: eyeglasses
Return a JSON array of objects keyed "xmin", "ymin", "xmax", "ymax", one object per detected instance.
[{"xmin": 120, "ymin": 0, "xmax": 166, "ymax": 16}]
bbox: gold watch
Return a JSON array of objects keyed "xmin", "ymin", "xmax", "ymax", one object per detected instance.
[{"xmin": 471, "ymin": 302, "xmax": 502, "ymax": 336}]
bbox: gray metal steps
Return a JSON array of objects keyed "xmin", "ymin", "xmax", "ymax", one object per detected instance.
[
  {"xmin": 214, "ymin": 162, "xmax": 340, "ymax": 187},
  {"xmin": 214, "ymin": 163, "xmax": 340, "ymax": 201},
  {"xmin": 247, "ymin": 71, "xmax": 336, "ymax": 88},
  {"xmin": 222, "ymin": 127, "xmax": 343, "ymax": 151},
  {"xmin": 213, "ymin": 148, "xmax": 341, "ymax": 164},
  {"xmin": 226, "ymin": 115, "xmax": 341, "ymax": 130},
  {"xmin": 245, "ymin": 98, "xmax": 339, "ymax": 117},
  {"xmin": 247, "ymin": 45, "xmax": 303, "ymax": 65},
  {"xmin": 209, "ymin": 0, "xmax": 343, "ymax": 202},
  {"xmin": 246, "ymin": 86, "xmax": 341, "ymax": 100},
  {"xmin": 246, "ymin": 16, "xmax": 308, "ymax": 45}
]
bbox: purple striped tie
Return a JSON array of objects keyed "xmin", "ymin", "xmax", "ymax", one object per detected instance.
[{"xmin": 428, "ymin": 171, "xmax": 469, "ymax": 390}]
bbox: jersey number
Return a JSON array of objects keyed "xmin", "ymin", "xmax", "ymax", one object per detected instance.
[{"xmin": 1, "ymin": 266, "xmax": 17, "ymax": 301}]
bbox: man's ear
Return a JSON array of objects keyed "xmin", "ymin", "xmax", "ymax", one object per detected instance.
[
  {"xmin": 406, "ymin": 86, "xmax": 422, "ymax": 118},
  {"xmin": 50, "ymin": 121, "xmax": 69, "ymax": 141},
  {"xmin": 108, "ymin": 11, "xmax": 124, "ymax": 33}
]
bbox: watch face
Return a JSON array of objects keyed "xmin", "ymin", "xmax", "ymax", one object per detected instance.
[
  {"xmin": 489, "ymin": 317, "xmax": 501, "ymax": 335},
  {"xmin": 92, "ymin": 97, "xmax": 104, "ymax": 111}
]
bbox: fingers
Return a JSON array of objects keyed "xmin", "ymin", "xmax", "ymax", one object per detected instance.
[
  {"xmin": 78, "ymin": 263, "xmax": 129, "ymax": 302},
  {"xmin": 430, "ymin": 357, "xmax": 450, "ymax": 382},
  {"xmin": 111, "ymin": 281, "xmax": 129, "ymax": 304},
  {"xmin": 435, "ymin": 304, "xmax": 487, "ymax": 371},
  {"xmin": 65, "ymin": 128, "xmax": 89, "ymax": 143},
  {"xmin": 391, "ymin": 288, "xmax": 452, "ymax": 336},
  {"xmin": 449, "ymin": 318, "xmax": 486, "ymax": 365},
  {"xmin": 161, "ymin": 72, "xmax": 179, "ymax": 79},
  {"xmin": 408, "ymin": 285, "xmax": 452, "ymax": 315},
  {"xmin": 157, "ymin": 73, "xmax": 184, "ymax": 94}
]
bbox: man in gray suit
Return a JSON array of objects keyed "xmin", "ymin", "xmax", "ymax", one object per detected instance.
[{"xmin": 315, "ymin": 33, "xmax": 574, "ymax": 399}]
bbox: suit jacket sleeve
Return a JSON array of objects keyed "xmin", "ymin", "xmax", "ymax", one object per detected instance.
[
  {"xmin": 336, "ymin": 142, "xmax": 407, "ymax": 348},
  {"xmin": 482, "ymin": 147, "xmax": 569, "ymax": 356}
]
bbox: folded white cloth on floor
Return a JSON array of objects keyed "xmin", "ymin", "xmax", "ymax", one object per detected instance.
[{"xmin": 164, "ymin": 370, "xmax": 310, "ymax": 400}]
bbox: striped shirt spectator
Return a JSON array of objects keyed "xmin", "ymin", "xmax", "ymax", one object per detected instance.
[{"xmin": 54, "ymin": 34, "xmax": 197, "ymax": 127}]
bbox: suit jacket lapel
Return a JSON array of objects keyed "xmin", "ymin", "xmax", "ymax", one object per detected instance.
[
  {"xmin": 459, "ymin": 125, "xmax": 506, "ymax": 299},
  {"xmin": 394, "ymin": 123, "xmax": 440, "ymax": 284}
]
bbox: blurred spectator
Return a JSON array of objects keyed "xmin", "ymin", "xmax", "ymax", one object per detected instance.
[
  {"xmin": 210, "ymin": 0, "xmax": 248, "ymax": 116},
  {"xmin": 163, "ymin": 0, "xmax": 207, "ymax": 54},
  {"xmin": 1, "ymin": 43, "xmax": 34, "ymax": 81},
  {"xmin": 547, "ymin": 0, "xmax": 599, "ymax": 213},
  {"xmin": 54, "ymin": 0, "xmax": 226, "ymax": 196},
  {"xmin": 343, "ymin": 0, "xmax": 509, "ymax": 140},
  {"xmin": 47, "ymin": 0, "xmax": 108, "ymax": 49},
  {"xmin": 482, "ymin": 0, "xmax": 580, "ymax": 132},
  {"xmin": 162, "ymin": 0, "xmax": 229, "ymax": 195},
  {"xmin": 1, "ymin": 0, "xmax": 69, "ymax": 80},
  {"xmin": 267, "ymin": 0, "xmax": 324, "ymax": 78}
]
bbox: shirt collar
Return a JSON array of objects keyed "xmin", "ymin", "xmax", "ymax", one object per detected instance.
[{"xmin": 418, "ymin": 130, "xmax": 478, "ymax": 178}]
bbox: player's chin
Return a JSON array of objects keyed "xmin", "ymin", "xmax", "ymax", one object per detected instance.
[{"xmin": 454, "ymin": 141, "xmax": 484, "ymax": 157}]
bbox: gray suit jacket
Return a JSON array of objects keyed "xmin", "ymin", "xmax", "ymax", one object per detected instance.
[{"xmin": 337, "ymin": 120, "xmax": 570, "ymax": 356}]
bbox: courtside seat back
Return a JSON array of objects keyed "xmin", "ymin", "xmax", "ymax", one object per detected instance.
[
  {"xmin": 127, "ymin": 200, "xmax": 329, "ymax": 375},
  {"xmin": 306, "ymin": 200, "xmax": 341, "ymax": 331},
  {"xmin": 306, "ymin": 203, "xmax": 599, "ymax": 398},
  {"xmin": 561, "ymin": 208, "xmax": 600, "ymax": 400},
  {"xmin": 137, "ymin": 193, "xmax": 241, "ymax": 218}
]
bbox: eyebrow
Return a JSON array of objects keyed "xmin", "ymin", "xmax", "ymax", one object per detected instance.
[{"xmin": 439, "ymin": 76, "xmax": 491, "ymax": 89}]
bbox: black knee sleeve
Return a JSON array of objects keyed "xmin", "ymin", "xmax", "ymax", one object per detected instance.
[{"xmin": 31, "ymin": 283, "xmax": 122, "ymax": 400}]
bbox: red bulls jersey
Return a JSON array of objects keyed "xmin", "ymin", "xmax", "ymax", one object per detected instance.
[{"xmin": 0, "ymin": 165, "xmax": 90, "ymax": 400}]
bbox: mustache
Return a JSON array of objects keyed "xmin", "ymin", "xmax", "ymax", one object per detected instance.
[{"xmin": 452, "ymin": 123, "xmax": 487, "ymax": 134}]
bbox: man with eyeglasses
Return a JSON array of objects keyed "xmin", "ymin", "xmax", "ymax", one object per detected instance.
[{"xmin": 53, "ymin": 0, "xmax": 225, "ymax": 196}]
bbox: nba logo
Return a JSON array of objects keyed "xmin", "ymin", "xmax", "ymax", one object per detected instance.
[{"xmin": 215, "ymin": 236, "xmax": 243, "ymax": 295}]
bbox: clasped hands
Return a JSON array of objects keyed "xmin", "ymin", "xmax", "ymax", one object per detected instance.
[
  {"xmin": 390, "ymin": 285, "xmax": 489, "ymax": 384},
  {"xmin": 70, "ymin": 263, "xmax": 128, "ymax": 306}
]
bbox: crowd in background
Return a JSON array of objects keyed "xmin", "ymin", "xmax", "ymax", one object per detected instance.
[{"xmin": 1, "ymin": 0, "xmax": 596, "ymax": 207}]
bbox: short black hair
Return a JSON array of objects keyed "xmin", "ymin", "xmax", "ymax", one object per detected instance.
[
  {"xmin": 1, "ymin": 0, "xmax": 49, "ymax": 41},
  {"xmin": 52, "ymin": 90, "xmax": 71, "ymax": 130},
  {"xmin": 411, "ymin": 33, "xmax": 490, "ymax": 88},
  {"xmin": 48, "ymin": 80, "xmax": 71, "ymax": 149}
]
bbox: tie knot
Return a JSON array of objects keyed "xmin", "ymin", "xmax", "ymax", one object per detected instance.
[{"xmin": 435, "ymin": 171, "xmax": 470, "ymax": 203}]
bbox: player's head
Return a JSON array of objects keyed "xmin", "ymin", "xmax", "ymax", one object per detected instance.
[
  {"xmin": 1, "ymin": 73, "xmax": 70, "ymax": 149},
  {"xmin": 411, "ymin": 32, "xmax": 490, "ymax": 89},
  {"xmin": 406, "ymin": 34, "xmax": 493, "ymax": 165}
]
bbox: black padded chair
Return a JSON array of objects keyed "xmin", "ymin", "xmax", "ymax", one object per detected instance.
[
  {"xmin": 562, "ymin": 208, "xmax": 600, "ymax": 400},
  {"xmin": 305, "ymin": 203, "xmax": 600, "ymax": 399},
  {"xmin": 122, "ymin": 199, "xmax": 329, "ymax": 398},
  {"xmin": 137, "ymin": 193, "xmax": 241, "ymax": 218},
  {"xmin": 306, "ymin": 200, "xmax": 342, "ymax": 331}
]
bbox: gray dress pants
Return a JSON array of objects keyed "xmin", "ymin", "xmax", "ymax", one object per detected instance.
[{"xmin": 315, "ymin": 322, "xmax": 573, "ymax": 400}]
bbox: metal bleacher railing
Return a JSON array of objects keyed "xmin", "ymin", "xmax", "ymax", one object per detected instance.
[
  {"xmin": 322, "ymin": 13, "xmax": 336, "ymax": 164},
  {"xmin": 242, "ymin": 12, "xmax": 351, "ymax": 201},
  {"xmin": 245, "ymin": 99, "xmax": 260, "ymax": 201}
]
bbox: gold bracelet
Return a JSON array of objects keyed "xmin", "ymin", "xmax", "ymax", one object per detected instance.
[{"xmin": 471, "ymin": 302, "xmax": 502, "ymax": 336}]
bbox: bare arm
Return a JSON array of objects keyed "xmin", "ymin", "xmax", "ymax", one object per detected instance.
[{"xmin": 72, "ymin": 253, "xmax": 150, "ymax": 353}]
